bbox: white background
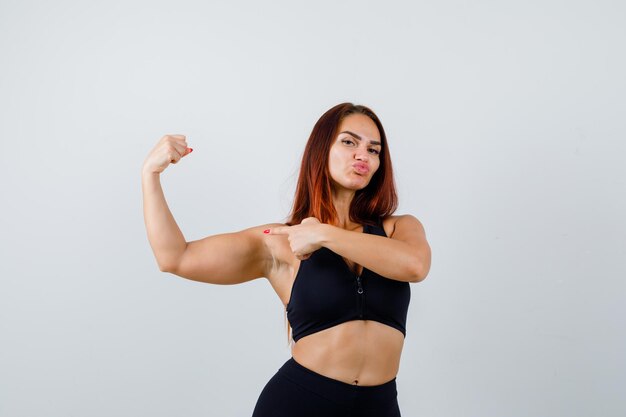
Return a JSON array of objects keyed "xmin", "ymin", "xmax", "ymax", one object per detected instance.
[{"xmin": 1, "ymin": 0, "xmax": 624, "ymax": 416}]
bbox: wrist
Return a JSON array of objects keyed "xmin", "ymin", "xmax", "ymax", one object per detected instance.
[
  {"xmin": 141, "ymin": 168, "xmax": 160, "ymax": 179},
  {"xmin": 318, "ymin": 223, "xmax": 336, "ymax": 248}
]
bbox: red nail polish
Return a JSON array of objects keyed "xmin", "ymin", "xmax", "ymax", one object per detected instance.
[
  {"xmin": 188, "ymin": 148, "xmax": 193, "ymax": 153},
  {"xmin": 263, "ymin": 229, "xmax": 270, "ymax": 234}
]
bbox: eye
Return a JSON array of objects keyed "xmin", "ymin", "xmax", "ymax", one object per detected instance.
[
  {"xmin": 369, "ymin": 149, "xmax": 380, "ymax": 155},
  {"xmin": 341, "ymin": 139, "xmax": 355, "ymax": 146}
]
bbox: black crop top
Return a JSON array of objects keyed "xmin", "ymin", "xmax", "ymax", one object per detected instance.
[{"xmin": 285, "ymin": 221, "xmax": 411, "ymax": 343}]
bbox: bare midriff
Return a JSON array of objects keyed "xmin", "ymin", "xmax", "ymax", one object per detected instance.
[
  {"xmin": 290, "ymin": 320, "xmax": 404, "ymax": 386},
  {"xmin": 269, "ymin": 217, "xmax": 404, "ymax": 387}
]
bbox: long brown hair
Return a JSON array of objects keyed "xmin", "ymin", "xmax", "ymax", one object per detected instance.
[
  {"xmin": 286, "ymin": 102, "xmax": 398, "ymax": 227},
  {"xmin": 283, "ymin": 102, "xmax": 399, "ymax": 345}
]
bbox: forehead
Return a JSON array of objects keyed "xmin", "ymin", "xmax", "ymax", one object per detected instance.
[{"xmin": 337, "ymin": 114, "xmax": 381, "ymax": 142}]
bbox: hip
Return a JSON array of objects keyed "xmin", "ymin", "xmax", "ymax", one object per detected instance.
[{"xmin": 252, "ymin": 357, "xmax": 401, "ymax": 417}]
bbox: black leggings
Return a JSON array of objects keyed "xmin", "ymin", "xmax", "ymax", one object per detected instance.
[{"xmin": 252, "ymin": 357, "xmax": 401, "ymax": 417}]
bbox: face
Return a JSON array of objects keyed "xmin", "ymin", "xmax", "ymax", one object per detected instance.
[{"xmin": 328, "ymin": 113, "xmax": 382, "ymax": 192}]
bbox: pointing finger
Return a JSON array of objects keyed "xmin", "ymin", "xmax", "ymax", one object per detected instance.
[{"xmin": 264, "ymin": 226, "xmax": 290, "ymax": 235}]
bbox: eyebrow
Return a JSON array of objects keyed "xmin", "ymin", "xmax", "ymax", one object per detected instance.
[{"xmin": 339, "ymin": 131, "xmax": 382, "ymax": 146}]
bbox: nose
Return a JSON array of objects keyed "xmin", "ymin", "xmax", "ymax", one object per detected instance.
[{"xmin": 354, "ymin": 146, "xmax": 370, "ymax": 161}]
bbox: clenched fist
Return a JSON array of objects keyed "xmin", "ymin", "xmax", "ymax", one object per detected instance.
[{"xmin": 142, "ymin": 134, "xmax": 193, "ymax": 175}]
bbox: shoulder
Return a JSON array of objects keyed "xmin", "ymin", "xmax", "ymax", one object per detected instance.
[
  {"xmin": 382, "ymin": 214, "xmax": 426, "ymax": 239},
  {"xmin": 236, "ymin": 222, "xmax": 285, "ymax": 244},
  {"xmin": 257, "ymin": 222, "xmax": 294, "ymax": 269},
  {"xmin": 230, "ymin": 222, "xmax": 290, "ymax": 275}
]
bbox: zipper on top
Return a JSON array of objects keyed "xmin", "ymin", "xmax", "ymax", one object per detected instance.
[
  {"xmin": 356, "ymin": 274, "xmax": 364, "ymax": 318},
  {"xmin": 356, "ymin": 275, "xmax": 364, "ymax": 294}
]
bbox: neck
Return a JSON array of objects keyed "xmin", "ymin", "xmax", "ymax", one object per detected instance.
[{"xmin": 332, "ymin": 188, "xmax": 358, "ymax": 230}]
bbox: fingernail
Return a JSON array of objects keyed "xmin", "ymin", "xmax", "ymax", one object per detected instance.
[
  {"xmin": 263, "ymin": 229, "xmax": 270, "ymax": 234},
  {"xmin": 188, "ymin": 147, "xmax": 193, "ymax": 153}
]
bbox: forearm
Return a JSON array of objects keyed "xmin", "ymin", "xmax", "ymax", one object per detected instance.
[
  {"xmin": 319, "ymin": 224, "xmax": 423, "ymax": 283},
  {"xmin": 141, "ymin": 171, "xmax": 187, "ymax": 271}
]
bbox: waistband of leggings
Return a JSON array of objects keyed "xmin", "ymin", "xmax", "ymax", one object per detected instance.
[{"xmin": 278, "ymin": 357, "xmax": 397, "ymax": 406}]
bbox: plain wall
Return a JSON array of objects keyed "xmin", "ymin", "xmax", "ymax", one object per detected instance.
[{"xmin": 0, "ymin": 0, "xmax": 624, "ymax": 416}]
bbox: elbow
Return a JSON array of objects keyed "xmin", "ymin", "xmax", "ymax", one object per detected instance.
[
  {"xmin": 159, "ymin": 262, "xmax": 178, "ymax": 274},
  {"xmin": 408, "ymin": 262, "xmax": 429, "ymax": 283},
  {"xmin": 157, "ymin": 249, "xmax": 186, "ymax": 274},
  {"xmin": 408, "ymin": 273, "xmax": 424, "ymax": 283},
  {"xmin": 409, "ymin": 247, "xmax": 431, "ymax": 283}
]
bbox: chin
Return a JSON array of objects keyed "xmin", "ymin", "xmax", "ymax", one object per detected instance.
[
  {"xmin": 348, "ymin": 180, "xmax": 371, "ymax": 190},
  {"xmin": 331, "ymin": 174, "xmax": 371, "ymax": 191}
]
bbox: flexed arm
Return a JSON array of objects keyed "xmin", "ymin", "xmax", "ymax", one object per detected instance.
[
  {"xmin": 141, "ymin": 134, "xmax": 193, "ymax": 271},
  {"xmin": 141, "ymin": 134, "xmax": 275, "ymax": 283}
]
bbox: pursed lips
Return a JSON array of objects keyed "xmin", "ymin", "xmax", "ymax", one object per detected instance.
[{"xmin": 352, "ymin": 162, "xmax": 370, "ymax": 174}]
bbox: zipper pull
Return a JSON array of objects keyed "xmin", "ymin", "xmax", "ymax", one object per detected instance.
[{"xmin": 356, "ymin": 275, "xmax": 364, "ymax": 294}]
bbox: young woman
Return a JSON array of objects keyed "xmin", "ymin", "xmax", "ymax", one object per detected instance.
[{"xmin": 141, "ymin": 103, "xmax": 431, "ymax": 416}]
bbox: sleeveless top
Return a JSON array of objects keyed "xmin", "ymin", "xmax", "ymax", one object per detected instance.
[{"xmin": 285, "ymin": 220, "xmax": 411, "ymax": 342}]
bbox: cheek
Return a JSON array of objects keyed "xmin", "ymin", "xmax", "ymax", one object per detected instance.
[
  {"xmin": 328, "ymin": 148, "xmax": 344, "ymax": 167},
  {"xmin": 327, "ymin": 151, "xmax": 340, "ymax": 176}
]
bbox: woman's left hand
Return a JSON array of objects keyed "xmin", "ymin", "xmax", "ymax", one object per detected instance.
[{"xmin": 265, "ymin": 217, "xmax": 324, "ymax": 260}]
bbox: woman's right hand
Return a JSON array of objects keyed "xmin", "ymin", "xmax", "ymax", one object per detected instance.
[{"xmin": 142, "ymin": 134, "xmax": 193, "ymax": 175}]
